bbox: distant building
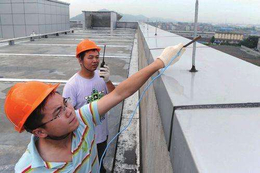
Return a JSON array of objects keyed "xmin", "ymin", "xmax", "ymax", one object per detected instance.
[
  {"xmin": 70, "ymin": 20, "xmax": 83, "ymax": 28},
  {"xmin": 214, "ymin": 32, "xmax": 244, "ymax": 44},
  {"xmin": 0, "ymin": 0, "xmax": 70, "ymax": 39},
  {"xmin": 82, "ymin": 11, "xmax": 122, "ymax": 30},
  {"xmin": 219, "ymin": 27, "xmax": 234, "ymax": 32}
]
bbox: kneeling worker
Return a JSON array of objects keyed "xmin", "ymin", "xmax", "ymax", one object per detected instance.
[{"xmin": 4, "ymin": 44, "xmax": 185, "ymax": 172}]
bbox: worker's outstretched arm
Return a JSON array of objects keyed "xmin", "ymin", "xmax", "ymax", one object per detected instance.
[{"xmin": 97, "ymin": 43, "xmax": 185, "ymax": 115}]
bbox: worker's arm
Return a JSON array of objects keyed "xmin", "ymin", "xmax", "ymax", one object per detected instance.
[
  {"xmin": 105, "ymin": 80, "xmax": 115, "ymax": 93},
  {"xmin": 97, "ymin": 59, "xmax": 164, "ymax": 115},
  {"xmin": 97, "ymin": 43, "xmax": 185, "ymax": 115}
]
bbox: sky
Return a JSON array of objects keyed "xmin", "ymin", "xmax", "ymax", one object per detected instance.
[{"xmin": 61, "ymin": 0, "xmax": 260, "ymax": 25}]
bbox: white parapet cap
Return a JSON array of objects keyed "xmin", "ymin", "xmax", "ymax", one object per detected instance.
[{"xmin": 0, "ymin": 78, "xmax": 119, "ymax": 86}]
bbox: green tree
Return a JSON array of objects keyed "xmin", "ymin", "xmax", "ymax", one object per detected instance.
[
  {"xmin": 210, "ymin": 36, "xmax": 215, "ymax": 43},
  {"xmin": 240, "ymin": 36, "xmax": 259, "ymax": 48}
]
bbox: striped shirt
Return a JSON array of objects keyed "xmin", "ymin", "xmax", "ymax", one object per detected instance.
[{"xmin": 15, "ymin": 101, "xmax": 102, "ymax": 173}]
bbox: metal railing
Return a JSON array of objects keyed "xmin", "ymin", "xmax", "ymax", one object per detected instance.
[{"xmin": 0, "ymin": 29, "xmax": 74, "ymax": 46}]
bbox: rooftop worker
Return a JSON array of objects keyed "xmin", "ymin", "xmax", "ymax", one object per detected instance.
[
  {"xmin": 63, "ymin": 39, "xmax": 115, "ymax": 173},
  {"xmin": 4, "ymin": 43, "xmax": 185, "ymax": 173}
]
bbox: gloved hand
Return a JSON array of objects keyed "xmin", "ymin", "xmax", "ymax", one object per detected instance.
[
  {"xmin": 99, "ymin": 65, "xmax": 110, "ymax": 82},
  {"xmin": 157, "ymin": 43, "xmax": 186, "ymax": 67}
]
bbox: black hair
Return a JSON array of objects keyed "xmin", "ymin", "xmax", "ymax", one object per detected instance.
[{"xmin": 24, "ymin": 91, "xmax": 57, "ymax": 133}]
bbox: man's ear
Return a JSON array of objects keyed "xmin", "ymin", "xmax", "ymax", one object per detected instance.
[
  {"xmin": 77, "ymin": 57, "xmax": 83, "ymax": 65},
  {"xmin": 32, "ymin": 128, "xmax": 48, "ymax": 138}
]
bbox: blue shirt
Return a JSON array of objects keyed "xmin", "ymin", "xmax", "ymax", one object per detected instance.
[{"xmin": 15, "ymin": 101, "xmax": 102, "ymax": 173}]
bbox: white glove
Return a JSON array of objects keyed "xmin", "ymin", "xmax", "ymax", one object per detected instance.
[
  {"xmin": 99, "ymin": 65, "xmax": 110, "ymax": 82},
  {"xmin": 157, "ymin": 43, "xmax": 186, "ymax": 67}
]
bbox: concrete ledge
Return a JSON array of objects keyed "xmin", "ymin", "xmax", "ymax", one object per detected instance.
[{"xmin": 138, "ymin": 24, "xmax": 173, "ymax": 173}]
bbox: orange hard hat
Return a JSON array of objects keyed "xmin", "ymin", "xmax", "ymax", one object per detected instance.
[
  {"xmin": 4, "ymin": 81, "xmax": 59, "ymax": 133},
  {"xmin": 76, "ymin": 39, "xmax": 101, "ymax": 58}
]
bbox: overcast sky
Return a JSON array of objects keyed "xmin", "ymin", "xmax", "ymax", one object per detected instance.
[{"xmin": 61, "ymin": 0, "xmax": 260, "ymax": 25}]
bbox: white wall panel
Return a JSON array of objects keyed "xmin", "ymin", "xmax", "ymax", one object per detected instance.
[
  {"xmin": 51, "ymin": 24, "xmax": 57, "ymax": 32},
  {"xmin": 0, "ymin": 0, "xmax": 69, "ymax": 38},
  {"xmin": 51, "ymin": 15, "xmax": 57, "ymax": 24},
  {"xmin": 66, "ymin": 8, "xmax": 69, "ymax": 16},
  {"xmin": 26, "ymin": 0, "xmax": 38, "ymax": 2},
  {"xmin": 1, "ymin": 14, "xmax": 13, "ymax": 25},
  {"xmin": 38, "ymin": 3, "xmax": 45, "ymax": 14},
  {"xmin": 25, "ymin": 3, "xmax": 39, "ymax": 13},
  {"xmin": 56, "ymin": 6, "xmax": 61, "ymax": 14},
  {"xmin": 2, "ymin": 25, "xmax": 14, "ymax": 38},
  {"xmin": 39, "ymin": 14, "xmax": 45, "ymax": 25},
  {"xmin": 44, "ymin": 4, "xmax": 51, "ymax": 14},
  {"xmin": 0, "ymin": 4, "xmax": 12, "ymax": 14},
  {"xmin": 12, "ymin": 3, "xmax": 25, "ymax": 13},
  {"xmin": 61, "ymin": 7, "xmax": 65, "ymax": 15},
  {"xmin": 0, "ymin": 26, "xmax": 2, "ymax": 38},
  {"xmin": 25, "ymin": 14, "xmax": 38, "ymax": 25},
  {"xmin": 14, "ymin": 25, "xmax": 26, "ymax": 37},
  {"xmin": 38, "ymin": 0, "xmax": 45, "ymax": 4},
  {"xmin": 51, "ymin": 5, "xmax": 56, "ymax": 15},
  {"xmin": 45, "ymin": 24, "xmax": 51, "ymax": 32},
  {"xmin": 39, "ymin": 24, "xmax": 46, "ymax": 34},
  {"xmin": 45, "ymin": 14, "xmax": 51, "ymax": 24},
  {"xmin": 57, "ymin": 24, "xmax": 61, "ymax": 30},
  {"xmin": 0, "ymin": 0, "xmax": 11, "ymax": 3},
  {"xmin": 57, "ymin": 15, "xmax": 61, "ymax": 23},
  {"xmin": 61, "ymin": 15, "xmax": 65, "ymax": 23},
  {"xmin": 44, "ymin": 0, "xmax": 51, "ymax": 5},
  {"xmin": 13, "ymin": 14, "xmax": 25, "ymax": 25}
]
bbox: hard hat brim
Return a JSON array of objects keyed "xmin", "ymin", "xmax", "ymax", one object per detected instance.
[{"xmin": 17, "ymin": 83, "xmax": 60, "ymax": 133}]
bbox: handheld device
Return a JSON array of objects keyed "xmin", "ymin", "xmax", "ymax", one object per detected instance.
[
  {"xmin": 100, "ymin": 45, "xmax": 106, "ymax": 69},
  {"xmin": 100, "ymin": 45, "xmax": 106, "ymax": 78}
]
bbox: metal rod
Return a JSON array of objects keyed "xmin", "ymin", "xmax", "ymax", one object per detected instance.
[
  {"xmin": 149, "ymin": 36, "xmax": 202, "ymax": 50},
  {"xmin": 190, "ymin": 0, "xmax": 199, "ymax": 73},
  {"xmin": 183, "ymin": 35, "xmax": 201, "ymax": 48}
]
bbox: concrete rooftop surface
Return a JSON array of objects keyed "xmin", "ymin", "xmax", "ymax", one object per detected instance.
[
  {"xmin": 2, "ymin": 22, "xmax": 260, "ymax": 173},
  {"xmin": 0, "ymin": 28, "xmax": 137, "ymax": 172}
]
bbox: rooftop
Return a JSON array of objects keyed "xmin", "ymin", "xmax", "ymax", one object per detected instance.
[{"xmin": 0, "ymin": 28, "xmax": 136, "ymax": 172}]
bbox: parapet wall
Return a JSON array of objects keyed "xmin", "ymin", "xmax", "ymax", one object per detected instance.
[
  {"xmin": 137, "ymin": 23, "xmax": 260, "ymax": 173},
  {"xmin": 116, "ymin": 22, "xmax": 138, "ymax": 29},
  {"xmin": 137, "ymin": 24, "xmax": 173, "ymax": 173}
]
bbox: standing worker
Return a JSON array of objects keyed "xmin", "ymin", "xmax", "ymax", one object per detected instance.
[
  {"xmin": 63, "ymin": 39, "xmax": 115, "ymax": 172},
  {"xmin": 5, "ymin": 43, "xmax": 185, "ymax": 172}
]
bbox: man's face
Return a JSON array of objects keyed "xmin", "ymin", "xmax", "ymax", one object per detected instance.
[
  {"xmin": 40, "ymin": 93, "xmax": 79, "ymax": 137},
  {"xmin": 81, "ymin": 50, "xmax": 100, "ymax": 72}
]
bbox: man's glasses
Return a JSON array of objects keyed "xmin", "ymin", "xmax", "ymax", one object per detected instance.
[{"xmin": 35, "ymin": 97, "xmax": 71, "ymax": 129}]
